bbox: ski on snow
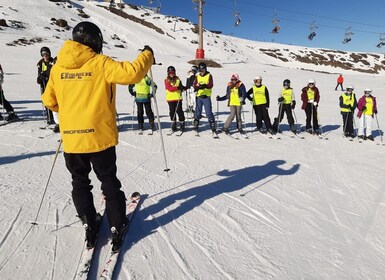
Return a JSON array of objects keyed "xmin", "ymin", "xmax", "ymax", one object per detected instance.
[
  {"xmin": 99, "ymin": 192, "xmax": 141, "ymax": 280},
  {"xmin": 74, "ymin": 212, "xmax": 105, "ymax": 280}
]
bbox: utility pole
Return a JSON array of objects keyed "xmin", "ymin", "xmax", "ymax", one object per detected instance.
[{"xmin": 193, "ymin": 0, "xmax": 205, "ymax": 59}]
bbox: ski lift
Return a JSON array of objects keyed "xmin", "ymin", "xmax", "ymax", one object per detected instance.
[
  {"xmin": 342, "ymin": 27, "xmax": 354, "ymax": 44},
  {"xmin": 233, "ymin": 0, "xmax": 241, "ymax": 27},
  {"xmin": 307, "ymin": 21, "xmax": 318, "ymax": 41},
  {"xmin": 376, "ymin": 33, "xmax": 385, "ymax": 48},
  {"xmin": 234, "ymin": 17, "xmax": 241, "ymax": 27},
  {"xmin": 271, "ymin": 13, "xmax": 280, "ymax": 34}
]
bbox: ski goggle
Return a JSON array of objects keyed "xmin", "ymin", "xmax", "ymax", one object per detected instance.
[
  {"xmin": 308, "ymin": 83, "xmax": 315, "ymax": 86},
  {"xmin": 364, "ymin": 91, "xmax": 371, "ymax": 95},
  {"xmin": 283, "ymin": 83, "xmax": 290, "ymax": 87},
  {"xmin": 41, "ymin": 51, "xmax": 49, "ymax": 57}
]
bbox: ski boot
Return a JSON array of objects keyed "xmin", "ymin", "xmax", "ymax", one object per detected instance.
[
  {"xmin": 366, "ymin": 135, "xmax": 374, "ymax": 141},
  {"xmin": 193, "ymin": 119, "xmax": 199, "ymax": 132},
  {"xmin": 358, "ymin": 135, "xmax": 365, "ymax": 140},
  {"xmin": 290, "ymin": 124, "xmax": 297, "ymax": 134},
  {"xmin": 80, "ymin": 213, "xmax": 102, "ymax": 249},
  {"xmin": 150, "ymin": 121, "xmax": 156, "ymax": 131},
  {"xmin": 179, "ymin": 121, "xmax": 185, "ymax": 132},
  {"xmin": 53, "ymin": 124, "xmax": 60, "ymax": 133},
  {"xmin": 171, "ymin": 121, "xmax": 177, "ymax": 132},
  {"xmin": 138, "ymin": 123, "xmax": 144, "ymax": 131},
  {"xmin": 6, "ymin": 111, "xmax": 18, "ymax": 122},
  {"xmin": 209, "ymin": 119, "xmax": 216, "ymax": 132},
  {"xmin": 111, "ymin": 223, "xmax": 128, "ymax": 253}
]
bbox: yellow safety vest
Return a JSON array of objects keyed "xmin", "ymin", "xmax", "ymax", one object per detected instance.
[
  {"xmin": 166, "ymin": 79, "xmax": 182, "ymax": 101},
  {"xmin": 364, "ymin": 97, "xmax": 373, "ymax": 115},
  {"xmin": 307, "ymin": 88, "xmax": 315, "ymax": 101},
  {"xmin": 341, "ymin": 93, "xmax": 355, "ymax": 112},
  {"xmin": 135, "ymin": 76, "xmax": 151, "ymax": 100},
  {"xmin": 196, "ymin": 73, "xmax": 212, "ymax": 97},
  {"xmin": 229, "ymin": 86, "xmax": 241, "ymax": 106},
  {"xmin": 281, "ymin": 88, "xmax": 293, "ymax": 104},
  {"xmin": 252, "ymin": 85, "xmax": 267, "ymax": 105}
]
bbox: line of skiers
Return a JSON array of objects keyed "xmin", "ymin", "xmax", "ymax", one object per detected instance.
[{"xmin": 129, "ymin": 65, "xmax": 379, "ymax": 141}]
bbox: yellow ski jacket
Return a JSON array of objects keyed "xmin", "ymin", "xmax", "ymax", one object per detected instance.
[{"xmin": 42, "ymin": 40, "xmax": 153, "ymax": 153}]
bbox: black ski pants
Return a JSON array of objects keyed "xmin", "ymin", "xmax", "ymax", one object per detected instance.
[
  {"xmin": 341, "ymin": 112, "xmax": 354, "ymax": 135},
  {"xmin": 0, "ymin": 87, "xmax": 14, "ymax": 113},
  {"xmin": 40, "ymin": 84, "xmax": 54, "ymax": 124},
  {"xmin": 137, "ymin": 101, "xmax": 155, "ymax": 124},
  {"xmin": 64, "ymin": 146, "xmax": 126, "ymax": 230},
  {"xmin": 304, "ymin": 103, "xmax": 319, "ymax": 130},
  {"xmin": 253, "ymin": 104, "xmax": 272, "ymax": 130},
  {"xmin": 276, "ymin": 104, "xmax": 294, "ymax": 125},
  {"xmin": 168, "ymin": 100, "xmax": 185, "ymax": 122}
]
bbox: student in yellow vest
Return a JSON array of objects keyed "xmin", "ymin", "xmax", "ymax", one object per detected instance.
[
  {"xmin": 42, "ymin": 22, "xmax": 154, "ymax": 251},
  {"xmin": 37, "ymin": 46, "xmax": 56, "ymax": 125},
  {"xmin": 339, "ymin": 85, "xmax": 357, "ymax": 138},
  {"xmin": 357, "ymin": 89, "xmax": 378, "ymax": 141},
  {"xmin": 216, "ymin": 73, "xmax": 247, "ymax": 134},
  {"xmin": 272, "ymin": 79, "xmax": 296, "ymax": 133},
  {"xmin": 193, "ymin": 62, "xmax": 216, "ymax": 133},
  {"xmin": 165, "ymin": 66, "xmax": 185, "ymax": 132},
  {"xmin": 129, "ymin": 74, "xmax": 156, "ymax": 132},
  {"xmin": 301, "ymin": 79, "xmax": 320, "ymax": 134},
  {"xmin": 246, "ymin": 75, "xmax": 273, "ymax": 134}
]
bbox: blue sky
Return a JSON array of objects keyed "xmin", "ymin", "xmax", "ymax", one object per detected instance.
[{"xmin": 121, "ymin": 0, "xmax": 385, "ymax": 53}]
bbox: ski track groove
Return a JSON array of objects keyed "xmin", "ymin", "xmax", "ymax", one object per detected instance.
[
  {"xmin": 0, "ymin": 207, "xmax": 22, "ymax": 250},
  {"xmin": 171, "ymin": 218, "xmax": 235, "ymax": 280},
  {"xmin": 50, "ymin": 208, "xmax": 59, "ymax": 280},
  {"xmin": 142, "ymin": 208, "xmax": 193, "ymax": 279}
]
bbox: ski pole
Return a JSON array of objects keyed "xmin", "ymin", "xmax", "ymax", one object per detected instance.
[
  {"xmin": 317, "ymin": 107, "xmax": 324, "ymax": 135},
  {"xmin": 292, "ymin": 107, "xmax": 301, "ymax": 133},
  {"xmin": 375, "ymin": 113, "xmax": 384, "ymax": 144},
  {"xmin": 31, "ymin": 139, "xmax": 62, "ymax": 225},
  {"xmin": 342, "ymin": 111, "xmax": 349, "ymax": 137},
  {"xmin": 0, "ymin": 85, "xmax": 5, "ymax": 124},
  {"xmin": 130, "ymin": 100, "xmax": 136, "ymax": 130},
  {"xmin": 250, "ymin": 103, "xmax": 254, "ymax": 133},
  {"xmin": 276, "ymin": 102, "xmax": 284, "ymax": 133},
  {"xmin": 148, "ymin": 67, "xmax": 170, "ymax": 172}
]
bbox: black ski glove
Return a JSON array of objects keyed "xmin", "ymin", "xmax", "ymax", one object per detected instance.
[
  {"xmin": 278, "ymin": 97, "xmax": 284, "ymax": 103},
  {"xmin": 361, "ymin": 106, "xmax": 366, "ymax": 111},
  {"xmin": 291, "ymin": 100, "xmax": 296, "ymax": 109}
]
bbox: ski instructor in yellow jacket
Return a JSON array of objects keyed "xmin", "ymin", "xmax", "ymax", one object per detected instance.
[{"xmin": 42, "ymin": 21, "xmax": 154, "ymax": 252}]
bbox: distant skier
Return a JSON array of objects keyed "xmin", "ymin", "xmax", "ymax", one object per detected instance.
[
  {"xmin": 193, "ymin": 62, "xmax": 216, "ymax": 133},
  {"xmin": 185, "ymin": 65, "xmax": 198, "ymax": 114},
  {"xmin": 339, "ymin": 85, "xmax": 357, "ymax": 138},
  {"xmin": 357, "ymin": 89, "xmax": 377, "ymax": 141},
  {"xmin": 41, "ymin": 21, "xmax": 154, "ymax": 252},
  {"xmin": 37, "ymin": 46, "xmax": 56, "ymax": 125},
  {"xmin": 165, "ymin": 66, "xmax": 185, "ymax": 132},
  {"xmin": 272, "ymin": 79, "xmax": 296, "ymax": 133},
  {"xmin": 335, "ymin": 74, "xmax": 344, "ymax": 91},
  {"xmin": 301, "ymin": 79, "xmax": 320, "ymax": 134},
  {"xmin": 246, "ymin": 75, "xmax": 273, "ymax": 134},
  {"xmin": 0, "ymin": 64, "xmax": 18, "ymax": 121},
  {"xmin": 128, "ymin": 74, "xmax": 156, "ymax": 132},
  {"xmin": 216, "ymin": 73, "xmax": 247, "ymax": 134}
]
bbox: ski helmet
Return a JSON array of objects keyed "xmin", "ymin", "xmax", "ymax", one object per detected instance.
[
  {"xmin": 191, "ymin": 65, "xmax": 198, "ymax": 73},
  {"xmin": 231, "ymin": 73, "xmax": 239, "ymax": 82},
  {"xmin": 72, "ymin": 21, "xmax": 103, "ymax": 54},
  {"xmin": 40, "ymin": 46, "xmax": 51, "ymax": 57},
  {"xmin": 346, "ymin": 85, "xmax": 354, "ymax": 91},
  {"xmin": 308, "ymin": 79, "xmax": 316, "ymax": 85},
  {"xmin": 167, "ymin": 65, "xmax": 176, "ymax": 74},
  {"xmin": 254, "ymin": 75, "xmax": 262, "ymax": 81},
  {"xmin": 364, "ymin": 88, "xmax": 372, "ymax": 94},
  {"xmin": 198, "ymin": 62, "xmax": 207, "ymax": 72},
  {"xmin": 283, "ymin": 79, "xmax": 291, "ymax": 86}
]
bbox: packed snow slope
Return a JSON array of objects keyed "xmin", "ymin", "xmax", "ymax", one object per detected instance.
[{"xmin": 0, "ymin": 1, "xmax": 385, "ymax": 280}]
